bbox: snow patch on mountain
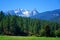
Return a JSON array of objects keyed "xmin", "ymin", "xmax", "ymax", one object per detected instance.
[
  {"xmin": 22, "ymin": 10, "xmax": 30, "ymax": 17},
  {"xmin": 53, "ymin": 13, "xmax": 59, "ymax": 16}
]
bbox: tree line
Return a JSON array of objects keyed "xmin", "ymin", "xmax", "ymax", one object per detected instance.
[{"xmin": 0, "ymin": 11, "xmax": 60, "ymax": 37}]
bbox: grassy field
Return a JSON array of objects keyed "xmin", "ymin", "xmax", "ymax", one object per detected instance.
[{"xmin": 0, "ymin": 36, "xmax": 60, "ymax": 40}]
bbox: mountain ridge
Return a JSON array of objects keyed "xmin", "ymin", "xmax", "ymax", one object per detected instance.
[{"xmin": 5, "ymin": 9, "xmax": 60, "ymax": 22}]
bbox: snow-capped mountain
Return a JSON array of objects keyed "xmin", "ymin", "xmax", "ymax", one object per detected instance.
[
  {"xmin": 7, "ymin": 8, "xmax": 39, "ymax": 17},
  {"xmin": 6, "ymin": 9, "xmax": 60, "ymax": 22}
]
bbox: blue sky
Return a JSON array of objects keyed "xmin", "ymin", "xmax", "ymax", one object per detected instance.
[{"xmin": 0, "ymin": 0, "xmax": 60, "ymax": 13}]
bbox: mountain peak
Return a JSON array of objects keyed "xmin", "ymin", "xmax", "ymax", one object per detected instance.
[
  {"xmin": 13, "ymin": 9, "xmax": 30, "ymax": 17},
  {"xmin": 31, "ymin": 9, "xmax": 39, "ymax": 16},
  {"xmin": 14, "ymin": 8, "xmax": 21, "ymax": 13},
  {"xmin": 22, "ymin": 9, "xmax": 30, "ymax": 17}
]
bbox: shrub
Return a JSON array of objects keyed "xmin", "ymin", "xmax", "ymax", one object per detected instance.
[
  {"xmin": 40, "ymin": 29, "xmax": 45, "ymax": 36},
  {"xmin": 55, "ymin": 28, "xmax": 60, "ymax": 37}
]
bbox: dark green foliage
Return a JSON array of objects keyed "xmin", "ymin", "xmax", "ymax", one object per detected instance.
[
  {"xmin": 45, "ymin": 25, "xmax": 50, "ymax": 37},
  {"xmin": 0, "ymin": 11, "xmax": 60, "ymax": 37}
]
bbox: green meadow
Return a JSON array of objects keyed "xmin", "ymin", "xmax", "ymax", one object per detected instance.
[{"xmin": 0, "ymin": 36, "xmax": 60, "ymax": 40}]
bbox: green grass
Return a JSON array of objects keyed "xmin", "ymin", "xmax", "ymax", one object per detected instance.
[{"xmin": 0, "ymin": 36, "xmax": 60, "ymax": 40}]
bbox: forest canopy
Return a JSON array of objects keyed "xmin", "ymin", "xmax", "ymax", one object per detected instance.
[{"xmin": 0, "ymin": 11, "xmax": 60, "ymax": 37}]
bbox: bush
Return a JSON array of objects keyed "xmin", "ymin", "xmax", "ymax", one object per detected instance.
[
  {"xmin": 55, "ymin": 28, "xmax": 60, "ymax": 37},
  {"xmin": 40, "ymin": 29, "xmax": 45, "ymax": 36}
]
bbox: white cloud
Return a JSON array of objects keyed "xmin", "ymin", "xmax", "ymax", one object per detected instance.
[{"xmin": 22, "ymin": 10, "xmax": 30, "ymax": 17}]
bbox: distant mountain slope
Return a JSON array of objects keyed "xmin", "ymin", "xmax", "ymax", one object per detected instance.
[{"xmin": 31, "ymin": 9, "xmax": 60, "ymax": 21}]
